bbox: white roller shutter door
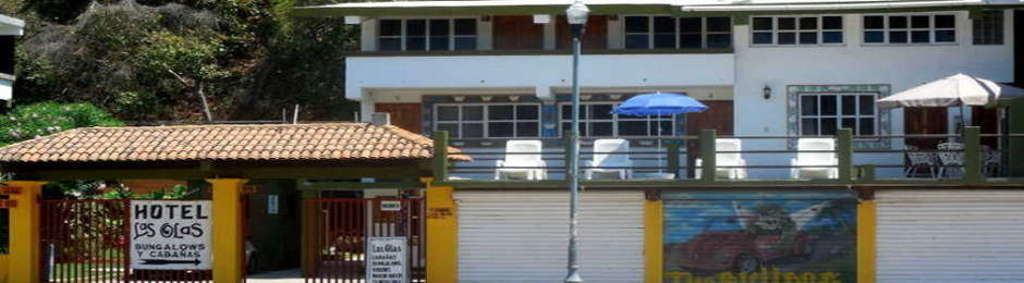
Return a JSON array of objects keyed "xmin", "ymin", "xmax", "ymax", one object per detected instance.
[
  {"xmin": 456, "ymin": 190, "xmax": 644, "ymax": 283},
  {"xmin": 876, "ymin": 190, "xmax": 1024, "ymax": 282}
]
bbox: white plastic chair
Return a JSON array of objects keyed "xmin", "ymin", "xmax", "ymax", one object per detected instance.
[
  {"xmin": 695, "ymin": 139, "xmax": 748, "ymax": 179},
  {"xmin": 937, "ymin": 142, "xmax": 964, "ymax": 178},
  {"xmin": 904, "ymin": 145, "xmax": 938, "ymax": 178},
  {"xmin": 790, "ymin": 138, "xmax": 839, "ymax": 179},
  {"xmin": 495, "ymin": 140, "xmax": 548, "ymax": 180},
  {"xmin": 584, "ymin": 139, "xmax": 633, "ymax": 180}
]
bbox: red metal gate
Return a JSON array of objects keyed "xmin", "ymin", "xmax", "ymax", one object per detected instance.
[
  {"xmin": 40, "ymin": 199, "xmax": 229, "ymax": 282},
  {"xmin": 304, "ymin": 198, "xmax": 425, "ymax": 283}
]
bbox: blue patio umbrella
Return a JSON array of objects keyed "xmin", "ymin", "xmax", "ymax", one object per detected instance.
[{"xmin": 611, "ymin": 92, "xmax": 709, "ymax": 174}]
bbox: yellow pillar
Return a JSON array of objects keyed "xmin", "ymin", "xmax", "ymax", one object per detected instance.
[
  {"xmin": 208, "ymin": 178, "xmax": 248, "ymax": 283},
  {"xmin": 644, "ymin": 199, "xmax": 664, "ymax": 283},
  {"xmin": 7, "ymin": 181, "xmax": 46, "ymax": 283},
  {"xmin": 857, "ymin": 199, "xmax": 877, "ymax": 283},
  {"xmin": 422, "ymin": 178, "xmax": 457, "ymax": 283}
]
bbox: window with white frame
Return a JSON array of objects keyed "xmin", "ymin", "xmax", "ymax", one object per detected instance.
[
  {"xmin": 624, "ymin": 16, "xmax": 733, "ymax": 49},
  {"xmin": 434, "ymin": 104, "xmax": 540, "ymax": 138},
  {"xmin": 863, "ymin": 14, "xmax": 956, "ymax": 44},
  {"xmin": 799, "ymin": 93, "xmax": 877, "ymax": 136},
  {"xmin": 378, "ymin": 18, "xmax": 477, "ymax": 51},
  {"xmin": 751, "ymin": 16, "xmax": 844, "ymax": 45},
  {"xmin": 559, "ymin": 102, "xmax": 675, "ymax": 137},
  {"xmin": 973, "ymin": 10, "xmax": 1004, "ymax": 45}
]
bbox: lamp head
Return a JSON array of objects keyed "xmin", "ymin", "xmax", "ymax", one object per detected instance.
[
  {"xmin": 566, "ymin": 0, "xmax": 590, "ymax": 25},
  {"xmin": 763, "ymin": 85, "xmax": 772, "ymax": 100}
]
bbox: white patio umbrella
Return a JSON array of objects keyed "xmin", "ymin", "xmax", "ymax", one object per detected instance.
[{"xmin": 878, "ymin": 73, "xmax": 1024, "ymax": 109}]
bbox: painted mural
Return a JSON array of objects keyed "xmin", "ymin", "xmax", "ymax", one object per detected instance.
[{"xmin": 663, "ymin": 192, "xmax": 857, "ymax": 283}]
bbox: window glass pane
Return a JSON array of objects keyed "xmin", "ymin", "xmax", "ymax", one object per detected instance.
[
  {"xmin": 799, "ymin": 17, "xmax": 817, "ymax": 30},
  {"xmin": 911, "ymin": 15, "xmax": 930, "ymax": 28},
  {"xmin": 935, "ymin": 30, "xmax": 955, "ymax": 42},
  {"xmin": 778, "ymin": 17, "xmax": 796, "ymax": 30},
  {"xmin": 680, "ymin": 34, "xmax": 702, "ymax": 49},
  {"xmin": 707, "ymin": 34, "xmax": 731, "ymax": 48},
  {"xmin": 859, "ymin": 118, "xmax": 875, "ymax": 135},
  {"xmin": 589, "ymin": 104, "xmax": 613, "ymax": 120},
  {"xmin": 864, "ymin": 31, "xmax": 884, "ymax": 43},
  {"xmin": 654, "ymin": 17, "xmax": 675, "ymax": 33},
  {"xmin": 842, "ymin": 96, "xmax": 856, "ymax": 115},
  {"xmin": 379, "ymin": 38, "xmax": 401, "ymax": 51},
  {"xmin": 618, "ymin": 121, "xmax": 647, "ymax": 136},
  {"xmin": 753, "ymin": 32, "xmax": 773, "ymax": 44},
  {"xmin": 679, "ymin": 17, "xmax": 702, "ymax": 33},
  {"xmin": 841, "ymin": 118, "xmax": 856, "ymax": 131},
  {"xmin": 463, "ymin": 123, "xmax": 484, "ymax": 138},
  {"xmin": 707, "ymin": 17, "xmax": 731, "ymax": 32},
  {"xmin": 823, "ymin": 16, "xmax": 843, "ymax": 29},
  {"xmin": 437, "ymin": 106, "xmax": 459, "ymax": 121},
  {"xmin": 463, "ymin": 106, "xmax": 484, "ymax": 121},
  {"xmin": 430, "ymin": 19, "xmax": 450, "ymax": 36},
  {"xmin": 864, "ymin": 16, "xmax": 884, "ymax": 29},
  {"xmin": 889, "ymin": 31, "xmax": 908, "ymax": 43},
  {"xmin": 380, "ymin": 20, "xmax": 402, "ymax": 36},
  {"xmin": 516, "ymin": 122, "xmax": 539, "ymax": 137},
  {"xmin": 778, "ymin": 32, "xmax": 796, "ymax": 45},
  {"xmin": 625, "ymin": 16, "xmax": 649, "ymax": 33},
  {"xmin": 654, "ymin": 34, "xmax": 676, "ymax": 48},
  {"xmin": 889, "ymin": 16, "xmax": 907, "ymax": 29},
  {"xmin": 406, "ymin": 20, "xmax": 426, "ymax": 36},
  {"xmin": 429, "ymin": 37, "xmax": 449, "ymax": 50},
  {"xmin": 911, "ymin": 30, "xmax": 930, "ymax": 43},
  {"xmin": 437, "ymin": 123, "xmax": 459, "ymax": 137},
  {"xmin": 823, "ymin": 31, "xmax": 843, "ymax": 43},
  {"xmin": 625, "ymin": 35, "xmax": 650, "ymax": 49},
  {"xmin": 406, "ymin": 38, "xmax": 426, "ymax": 50},
  {"xmin": 752, "ymin": 17, "xmax": 773, "ymax": 31},
  {"xmin": 516, "ymin": 105, "xmax": 539, "ymax": 120},
  {"xmin": 973, "ymin": 11, "xmax": 1003, "ymax": 45},
  {"xmin": 561, "ymin": 105, "xmax": 572, "ymax": 120},
  {"xmin": 488, "ymin": 105, "xmax": 514, "ymax": 120},
  {"xmin": 799, "ymin": 32, "xmax": 817, "ymax": 44},
  {"xmin": 488, "ymin": 122, "xmax": 513, "ymax": 137},
  {"xmin": 801, "ymin": 119, "xmax": 819, "ymax": 135},
  {"xmin": 821, "ymin": 118, "xmax": 838, "ymax": 135},
  {"xmin": 801, "ymin": 95, "xmax": 818, "ymax": 115},
  {"xmin": 651, "ymin": 120, "xmax": 673, "ymax": 136},
  {"xmin": 935, "ymin": 15, "xmax": 955, "ymax": 28},
  {"xmin": 454, "ymin": 19, "xmax": 476, "ymax": 35},
  {"xmin": 821, "ymin": 95, "xmax": 837, "ymax": 115},
  {"xmin": 859, "ymin": 95, "xmax": 875, "ymax": 115},
  {"xmin": 454, "ymin": 38, "xmax": 476, "ymax": 50},
  {"xmin": 591, "ymin": 122, "xmax": 614, "ymax": 136}
]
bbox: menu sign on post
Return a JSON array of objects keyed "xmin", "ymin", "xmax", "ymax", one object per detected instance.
[
  {"xmin": 366, "ymin": 237, "xmax": 408, "ymax": 283},
  {"xmin": 130, "ymin": 200, "xmax": 213, "ymax": 270}
]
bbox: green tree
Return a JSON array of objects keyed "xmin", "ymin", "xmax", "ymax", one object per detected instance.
[{"xmin": 0, "ymin": 101, "xmax": 123, "ymax": 145}]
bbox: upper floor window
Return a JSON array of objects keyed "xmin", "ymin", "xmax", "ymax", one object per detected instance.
[
  {"xmin": 624, "ymin": 16, "xmax": 732, "ymax": 49},
  {"xmin": 559, "ymin": 102, "xmax": 675, "ymax": 137},
  {"xmin": 751, "ymin": 16, "xmax": 844, "ymax": 46},
  {"xmin": 435, "ymin": 103, "xmax": 540, "ymax": 138},
  {"xmin": 973, "ymin": 10, "xmax": 1004, "ymax": 45},
  {"xmin": 863, "ymin": 14, "xmax": 956, "ymax": 44},
  {"xmin": 799, "ymin": 93, "xmax": 876, "ymax": 136},
  {"xmin": 379, "ymin": 18, "xmax": 477, "ymax": 51}
]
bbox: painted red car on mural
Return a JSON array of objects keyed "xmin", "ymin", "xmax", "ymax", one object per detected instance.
[{"xmin": 672, "ymin": 216, "xmax": 814, "ymax": 273}]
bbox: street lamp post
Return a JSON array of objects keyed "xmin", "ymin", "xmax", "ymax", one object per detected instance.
[{"xmin": 565, "ymin": 1, "xmax": 588, "ymax": 283}]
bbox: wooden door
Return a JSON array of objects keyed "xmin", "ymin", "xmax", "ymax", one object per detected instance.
[
  {"xmin": 493, "ymin": 16, "xmax": 544, "ymax": 50},
  {"xmin": 684, "ymin": 101, "xmax": 734, "ymax": 178},
  {"xmin": 904, "ymin": 107, "xmax": 948, "ymax": 149},
  {"xmin": 972, "ymin": 106, "xmax": 1000, "ymax": 148},
  {"xmin": 556, "ymin": 16, "xmax": 608, "ymax": 50},
  {"xmin": 375, "ymin": 103, "xmax": 422, "ymax": 133}
]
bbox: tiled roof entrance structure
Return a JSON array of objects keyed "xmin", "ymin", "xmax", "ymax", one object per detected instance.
[{"xmin": 0, "ymin": 123, "xmax": 466, "ymax": 180}]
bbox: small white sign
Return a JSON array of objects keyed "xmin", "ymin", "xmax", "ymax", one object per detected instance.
[
  {"xmin": 366, "ymin": 237, "xmax": 408, "ymax": 283},
  {"xmin": 130, "ymin": 200, "xmax": 212, "ymax": 270},
  {"xmin": 267, "ymin": 194, "xmax": 279, "ymax": 215},
  {"xmin": 380, "ymin": 200, "xmax": 401, "ymax": 212}
]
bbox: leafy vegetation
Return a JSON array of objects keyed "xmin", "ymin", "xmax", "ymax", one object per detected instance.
[
  {"xmin": 6, "ymin": 0, "xmax": 359, "ymax": 123},
  {"xmin": 0, "ymin": 101, "xmax": 124, "ymax": 145}
]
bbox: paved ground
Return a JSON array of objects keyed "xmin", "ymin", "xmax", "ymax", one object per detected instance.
[{"xmin": 247, "ymin": 269, "xmax": 303, "ymax": 283}]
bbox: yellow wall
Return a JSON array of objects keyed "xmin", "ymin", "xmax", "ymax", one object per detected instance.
[
  {"xmin": 7, "ymin": 181, "xmax": 45, "ymax": 283},
  {"xmin": 0, "ymin": 254, "xmax": 8, "ymax": 283},
  {"xmin": 423, "ymin": 178, "xmax": 458, "ymax": 283},
  {"xmin": 857, "ymin": 199, "xmax": 877, "ymax": 283},
  {"xmin": 209, "ymin": 178, "xmax": 248, "ymax": 283},
  {"xmin": 645, "ymin": 199, "xmax": 664, "ymax": 283}
]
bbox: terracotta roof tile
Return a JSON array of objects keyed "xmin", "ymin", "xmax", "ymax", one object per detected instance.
[{"xmin": 0, "ymin": 123, "xmax": 469, "ymax": 163}]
